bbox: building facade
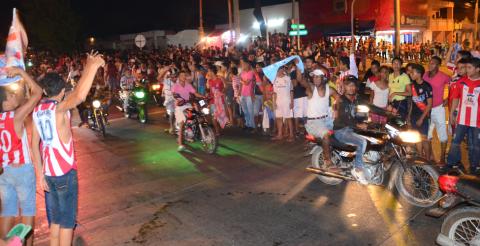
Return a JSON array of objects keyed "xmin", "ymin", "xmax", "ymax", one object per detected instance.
[{"xmin": 299, "ymin": 0, "xmax": 454, "ymax": 43}]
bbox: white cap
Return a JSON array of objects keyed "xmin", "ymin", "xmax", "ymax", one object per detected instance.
[
  {"xmin": 214, "ymin": 61, "xmax": 223, "ymax": 67},
  {"xmin": 309, "ymin": 69, "xmax": 325, "ymax": 77}
]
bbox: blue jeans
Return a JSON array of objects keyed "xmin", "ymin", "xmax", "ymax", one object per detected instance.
[
  {"xmin": 0, "ymin": 164, "xmax": 36, "ymax": 216},
  {"xmin": 334, "ymin": 127, "xmax": 367, "ymax": 169},
  {"xmin": 253, "ymin": 95, "xmax": 263, "ymax": 116},
  {"xmin": 447, "ymin": 125, "xmax": 480, "ymax": 171},
  {"xmin": 240, "ymin": 96, "xmax": 255, "ymax": 128},
  {"xmin": 45, "ymin": 169, "xmax": 78, "ymax": 229}
]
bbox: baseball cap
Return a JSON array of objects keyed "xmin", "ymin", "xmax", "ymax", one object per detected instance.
[{"xmin": 309, "ymin": 69, "xmax": 325, "ymax": 77}]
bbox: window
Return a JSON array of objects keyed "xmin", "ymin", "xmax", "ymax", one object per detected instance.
[{"xmin": 333, "ymin": 0, "xmax": 345, "ymax": 13}]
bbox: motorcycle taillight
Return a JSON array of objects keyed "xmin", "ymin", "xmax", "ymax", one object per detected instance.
[
  {"xmin": 305, "ymin": 134, "xmax": 316, "ymax": 142},
  {"xmin": 438, "ymin": 175, "xmax": 459, "ymax": 193}
]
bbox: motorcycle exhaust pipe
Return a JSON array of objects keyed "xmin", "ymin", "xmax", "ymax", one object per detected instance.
[
  {"xmin": 436, "ymin": 233, "xmax": 456, "ymax": 246},
  {"xmin": 306, "ymin": 167, "xmax": 355, "ymax": 181}
]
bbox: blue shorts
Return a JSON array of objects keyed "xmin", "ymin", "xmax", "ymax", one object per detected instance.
[
  {"xmin": 0, "ymin": 163, "xmax": 36, "ymax": 217},
  {"xmin": 45, "ymin": 169, "xmax": 78, "ymax": 229},
  {"xmin": 411, "ymin": 114, "xmax": 430, "ymax": 137}
]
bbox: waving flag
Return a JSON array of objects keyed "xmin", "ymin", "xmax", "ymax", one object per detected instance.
[
  {"xmin": 0, "ymin": 8, "xmax": 28, "ymax": 85},
  {"xmin": 262, "ymin": 55, "xmax": 304, "ymax": 83}
]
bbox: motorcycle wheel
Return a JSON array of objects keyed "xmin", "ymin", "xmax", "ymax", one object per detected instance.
[
  {"xmin": 201, "ymin": 126, "xmax": 217, "ymax": 154},
  {"xmin": 440, "ymin": 207, "xmax": 480, "ymax": 245},
  {"xmin": 97, "ymin": 115, "xmax": 106, "ymax": 137},
  {"xmin": 311, "ymin": 146, "xmax": 343, "ymax": 185},
  {"xmin": 395, "ymin": 164, "xmax": 442, "ymax": 207},
  {"xmin": 138, "ymin": 105, "xmax": 147, "ymax": 124}
]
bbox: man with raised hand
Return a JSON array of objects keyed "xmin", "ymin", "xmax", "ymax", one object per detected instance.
[
  {"xmin": 31, "ymin": 52, "xmax": 104, "ymax": 246},
  {"xmin": 0, "ymin": 66, "xmax": 42, "ymax": 246}
]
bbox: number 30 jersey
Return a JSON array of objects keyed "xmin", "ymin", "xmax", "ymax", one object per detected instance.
[
  {"xmin": 33, "ymin": 100, "xmax": 76, "ymax": 177},
  {"xmin": 0, "ymin": 111, "xmax": 31, "ymax": 167}
]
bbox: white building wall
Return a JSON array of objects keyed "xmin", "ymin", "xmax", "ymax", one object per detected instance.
[{"xmin": 166, "ymin": 30, "xmax": 199, "ymax": 48}]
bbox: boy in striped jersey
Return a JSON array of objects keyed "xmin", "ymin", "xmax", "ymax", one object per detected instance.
[
  {"xmin": 0, "ymin": 67, "xmax": 42, "ymax": 246},
  {"xmin": 31, "ymin": 52, "xmax": 104, "ymax": 246},
  {"xmin": 446, "ymin": 57, "xmax": 480, "ymax": 175}
]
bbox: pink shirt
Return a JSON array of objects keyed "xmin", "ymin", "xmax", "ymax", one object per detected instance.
[
  {"xmin": 240, "ymin": 70, "xmax": 255, "ymax": 97},
  {"xmin": 423, "ymin": 71, "xmax": 450, "ymax": 107},
  {"xmin": 172, "ymin": 82, "xmax": 196, "ymax": 101}
]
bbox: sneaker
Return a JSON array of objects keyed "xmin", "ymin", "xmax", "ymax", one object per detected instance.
[
  {"xmin": 351, "ymin": 168, "xmax": 368, "ymax": 185},
  {"xmin": 177, "ymin": 145, "xmax": 186, "ymax": 152}
]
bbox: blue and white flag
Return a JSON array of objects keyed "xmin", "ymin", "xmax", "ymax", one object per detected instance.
[
  {"xmin": 262, "ymin": 55, "xmax": 304, "ymax": 83},
  {"xmin": 0, "ymin": 8, "xmax": 28, "ymax": 85}
]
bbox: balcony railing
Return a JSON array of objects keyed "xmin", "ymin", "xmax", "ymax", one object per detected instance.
[{"xmin": 430, "ymin": 19, "xmax": 454, "ymax": 31}]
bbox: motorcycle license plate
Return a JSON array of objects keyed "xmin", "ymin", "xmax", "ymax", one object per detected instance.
[{"xmin": 199, "ymin": 100, "xmax": 206, "ymax": 107}]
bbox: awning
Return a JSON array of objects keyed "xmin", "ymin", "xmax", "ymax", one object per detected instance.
[{"xmin": 317, "ymin": 20, "xmax": 376, "ymax": 36}]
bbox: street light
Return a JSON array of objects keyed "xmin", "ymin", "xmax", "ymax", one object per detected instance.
[{"xmin": 89, "ymin": 37, "xmax": 95, "ymax": 45}]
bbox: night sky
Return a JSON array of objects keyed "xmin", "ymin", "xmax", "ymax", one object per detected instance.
[
  {"xmin": 0, "ymin": 0, "xmax": 477, "ymax": 41},
  {"xmin": 0, "ymin": 0, "xmax": 290, "ymax": 39}
]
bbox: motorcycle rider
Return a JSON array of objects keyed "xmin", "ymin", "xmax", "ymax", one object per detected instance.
[
  {"xmin": 172, "ymin": 71, "xmax": 204, "ymax": 151},
  {"xmin": 333, "ymin": 76, "xmax": 370, "ymax": 184},
  {"xmin": 299, "ymin": 67, "xmax": 340, "ymax": 168}
]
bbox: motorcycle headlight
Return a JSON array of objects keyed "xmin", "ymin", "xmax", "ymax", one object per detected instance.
[
  {"xmin": 201, "ymin": 107, "xmax": 210, "ymax": 115},
  {"xmin": 399, "ymin": 130, "xmax": 422, "ymax": 143},
  {"xmin": 152, "ymin": 84, "xmax": 161, "ymax": 90},
  {"xmin": 92, "ymin": 100, "xmax": 101, "ymax": 109},
  {"xmin": 134, "ymin": 91, "xmax": 145, "ymax": 99},
  {"xmin": 356, "ymin": 105, "xmax": 370, "ymax": 113}
]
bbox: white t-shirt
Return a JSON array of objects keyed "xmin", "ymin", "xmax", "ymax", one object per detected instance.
[
  {"xmin": 368, "ymin": 82, "xmax": 389, "ymax": 108},
  {"xmin": 273, "ymin": 76, "xmax": 292, "ymax": 104}
]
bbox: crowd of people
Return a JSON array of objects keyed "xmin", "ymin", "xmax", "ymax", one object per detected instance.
[{"xmin": 0, "ymin": 32, "xmax": 478, "ymax": 244}]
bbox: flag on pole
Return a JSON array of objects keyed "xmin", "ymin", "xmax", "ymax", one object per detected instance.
[
  {"xmin": 0, "ymin": 8, "xmax": 28, "ymax": 85},
  {"xmin": 262, "ymin": 55, "xmax": 304, "ymax": 83}
]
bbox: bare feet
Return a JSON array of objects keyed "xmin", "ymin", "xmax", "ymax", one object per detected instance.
[{"xmin": 271, "ymin": 135, "xmax": 283, "ymax": 141}]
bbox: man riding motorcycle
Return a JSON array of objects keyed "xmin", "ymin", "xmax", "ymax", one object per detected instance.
[
  {"xmin": 172, "ymin": 71, "xmax": 204, "ymax": 151},
  {"xmin": 299, "ymin": 67, "xmax": 340, "ymax": 168},
  {"xmin": 333, "ymin": 75, "xmax": 370, "ymax": 184}
]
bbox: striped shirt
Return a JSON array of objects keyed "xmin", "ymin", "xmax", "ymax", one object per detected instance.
[
  {"xmin": 33, "ymin": 100, "xmax": 76, "ymax": 176},
  {"xmin": 452, "ymin": 77, "xmax": 480, "ymax": 128},
  {"xmin": 0, "ymin": 111, "xmax": 31, "ymax": 167}
]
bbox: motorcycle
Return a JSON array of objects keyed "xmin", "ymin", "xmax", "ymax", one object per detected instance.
[
  {"xmin": 426, "ymin": 173, "xmax": 480, "ymax": 245},
  {"xmin": 150, "ymin": 82, "xmax": 163, "ymax": 107},
  {"xmin": 306, "ymin": 104, "xmax": 442, "ymax": 207},
  {"xmin": 178, "ymin": 95, "xmax": 217, "ymax": 154},
  {"xmin": 121, "ymin": 84, "xmax": 149, "ymax": 124},
  {"xmin": 88, "ymin": 99, "xmax": 108, "ymax": 137}
]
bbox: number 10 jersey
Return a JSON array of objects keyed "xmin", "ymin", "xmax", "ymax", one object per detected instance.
[{"xmin": 33, "ymin": 101, "xmax": 76, "ymax": 177}]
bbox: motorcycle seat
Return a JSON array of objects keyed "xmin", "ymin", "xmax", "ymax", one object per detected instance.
[{"xmin": 329, "ymin": 135, "xmax": 357, "ymax": 152}]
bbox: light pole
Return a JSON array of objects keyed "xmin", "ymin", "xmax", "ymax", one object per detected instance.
[
  {"xmin": 394, "ymin": 0, "xmax": 401, "ymax": 57},
  {"xmin": 474, "ymin": 0, "xmax": 478, "ymax": 48},
  {"xmin": 351, "ymin": 0, "xmax": 356, "ymax": 37},
  {"xmin": 227, "ymin": 0, "xmax": 233, "ymax": 43},
  {"xmin": 199, "ymin": 0, "xmax": 205, "ymax": 42}
]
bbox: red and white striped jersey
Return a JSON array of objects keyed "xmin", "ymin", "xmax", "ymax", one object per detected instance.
[
  {"xmin": 33, "ymin": 100, "xmax": 76, "ymax": 177},
  {"xmin": 0, "ymin": 111, "xmax": 31, "ymax": 167},
  {"xmin": 453, "ymin": 78, "xmax": 480, "ymax": 128}
]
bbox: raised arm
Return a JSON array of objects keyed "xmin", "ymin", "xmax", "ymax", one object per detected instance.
[
  {"xmin": 57, "ymin": 52, "xmax": 105, "ymax": 113},
  {"xmin": 7, "ymin": 68, "xmax": 42, "ymax": 132}
]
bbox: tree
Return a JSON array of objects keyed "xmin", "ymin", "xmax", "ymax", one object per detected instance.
[{"xmin": 21, "ymin": 0, "xmax": 81, "ymax": 53}]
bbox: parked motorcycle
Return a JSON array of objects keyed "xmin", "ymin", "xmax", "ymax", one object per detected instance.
[
  {"xmin": 121, "ymin": 84, "xmax": 149, "ymax": 124},
  {"xmin": 178, "ymin": 95, "xmax": 217, "ymax": 154},
  {"xmin": 88, "ymin": 99, "xmax": 108, "ymax": 137},
  {"xmin": 426, "ymin": 173, "xmax": 480, "ymax": 245},
  {"xmin": 306, "ymin": 104, "xmax": 441, "ymax": 207}
]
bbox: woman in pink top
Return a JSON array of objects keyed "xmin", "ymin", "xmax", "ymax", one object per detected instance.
[{"xmin": 239, "ymin": 59, "xmax": 256, "ymax": 131}]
